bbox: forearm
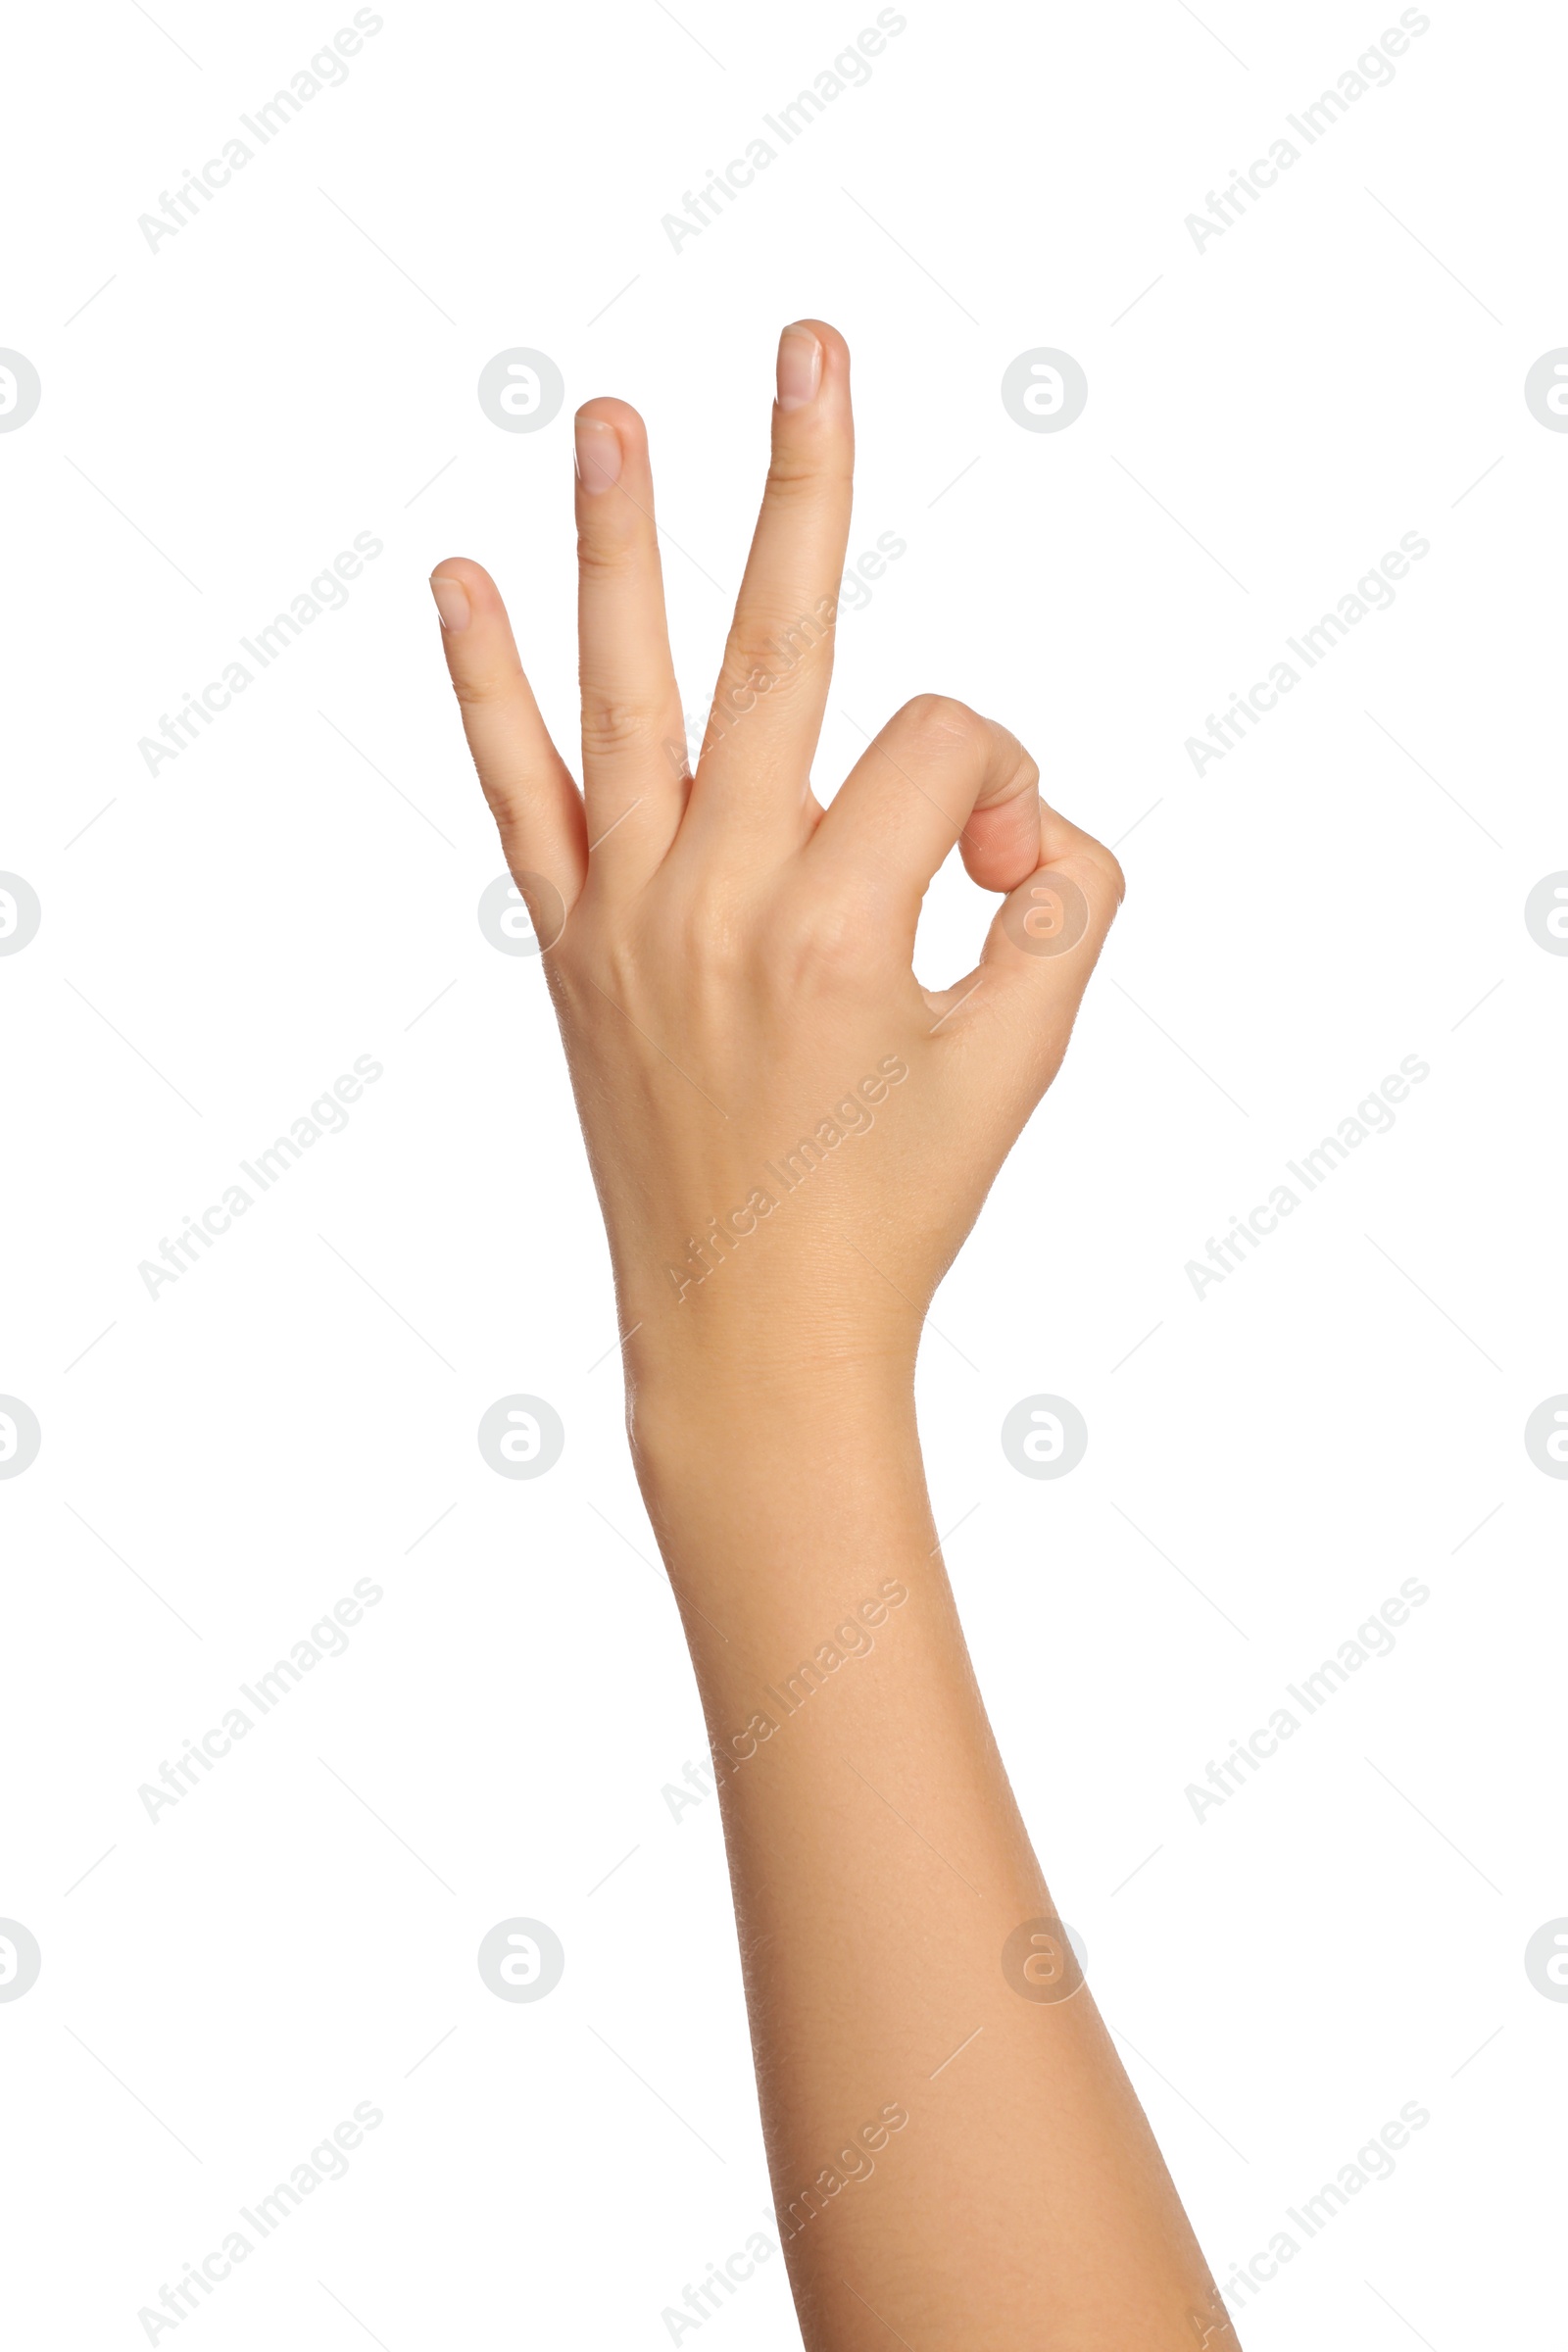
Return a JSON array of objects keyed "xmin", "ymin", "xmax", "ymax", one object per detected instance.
[{"xmin": 633, "ymin": 1366, "xmax": 1230, "ymax": 2351}]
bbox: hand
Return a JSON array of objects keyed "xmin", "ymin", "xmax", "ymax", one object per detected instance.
[
  {"xmin": 430, "ymin": 320, "xmax": 1124, "ymax": 1402},
  {"xmin": 429, "ymin": 325, "xmax": 1225, "ymax": 2352}
]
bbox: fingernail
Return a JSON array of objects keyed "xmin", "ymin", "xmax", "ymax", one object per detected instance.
[
  {"xmin": 574, "ymin": 415, "xmax": 623, "ymax": 494},
  {"xmin": 429, "ymin": 573, "xmax": 470, "ymax": 631},
  {"xmin": 776, "ymin": 323, "xmax": 822, "ymax": 412}
]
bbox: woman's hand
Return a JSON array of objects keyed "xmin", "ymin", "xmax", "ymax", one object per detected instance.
[
  {"xmin": 429, "ymin": 320, "xmax": 1123, "ymax": 1408},
  {"xmin": 428, "ymin": 324, "xmax": 1231, "ymax": 2352}
]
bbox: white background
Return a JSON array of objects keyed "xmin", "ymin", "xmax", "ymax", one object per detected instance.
[{"xmin": 2, "ymin": 0, "xmax": 1564, "ymax": 2343}]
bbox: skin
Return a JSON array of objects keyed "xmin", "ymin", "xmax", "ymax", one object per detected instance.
[{"xmin": 430, "ymin": 320, "xmax": 1238, "ymax": 2351}]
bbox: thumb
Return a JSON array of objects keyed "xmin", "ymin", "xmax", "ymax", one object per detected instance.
[{"xmin": 926, "ymin": 805, "xmax": 1125, "ymax": 1081}]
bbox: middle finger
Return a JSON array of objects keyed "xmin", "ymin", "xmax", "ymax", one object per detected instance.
[{"xmin": 687, "ymin": 320, "xmax": 855, "ymax": 858}]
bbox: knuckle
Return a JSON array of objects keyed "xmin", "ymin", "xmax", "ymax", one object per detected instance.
[
  {"xmin": 763, "ymin": 449, "xmax": 853, "ymax": 501},
  {"xmin": 898, "ymin": 693, "xmax": 987, "ymax": 760},
  {"xmin": 717, "ymin": 610, "xmax": 833, "ymax": 701},
  {"xmin": 451, "ymin": 661, "xmax": 522, "ymax": 711},
  {"xmin": 802, "ymin": 896, "xmax": 884, "ymax": 979},
  {"xmin": 1059, "ymin": 838, "xmax": 1127, "ymax": 913},
  {"xmin": 574, "ymin": 529, "xmax": 636, "ymax": 584},
  {"xmin": 746, "ymin": 883, "xmax": 889, "ymax": 997},
  {"xmin": 1095, "ymin": 844, "xmax": 1128, "ymax": 906},
  {"xmin": 761, "ymin": 457, "xmax": 818, "ymax": 503},
  {"xmin": 580, "ymin": 697, "xmax": 663, "ymax": 759},
  {"xmin": 986, "ymin": 739, "xmax": 1041, "ymax": 817}
]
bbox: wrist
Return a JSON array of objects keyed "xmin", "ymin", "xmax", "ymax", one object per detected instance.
[{"xmin": 625, "ymin": 1343, "xmax": 921, "ymax": 1496}]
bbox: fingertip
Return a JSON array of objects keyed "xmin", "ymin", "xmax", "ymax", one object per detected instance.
[
  {"xmin": 432, "ymin": 557, "xmax": 518, "ymax": 636},
  {"xmin": 775, "ymin": 319, "xmax": 850, "ymax": 416},
  {"xmin": 574, "ymin": 395, "xmax": 646, "ymax": 438},
  {"xmin": 786, "ymin": 318, "xmax": 849, "ymax": 369},
  {"xmin": 957, "ymin": 724, "xmax": 1043, "ymax": 895},
  {"xmin": 430, "ymin": 553, "xmax": 500, "ymax": 600},
  {"xmin": 573, "ymin": 399, "xmax": 652, "ymax": 499},
  {"xmin": 574, "ymin": 397, "xmax": 649, "ymax": 471},
  {"xmin": 426, "ymin": 561, "xmax": 468, "ymax": 632},
  {"xmin": 1038, "ymin": 807, "xmax": 1127, "ymax": 910},
  {"xmin": 959, "ymin": 798, "xmax": 1047, "ymax": 897}
]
